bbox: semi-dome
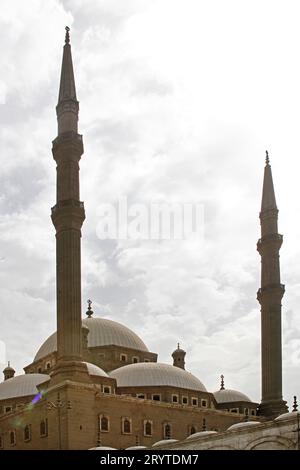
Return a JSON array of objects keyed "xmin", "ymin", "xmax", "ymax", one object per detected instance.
[
  {"xmin": 214, "ymin": 389, "xmax": 252, "ymax": 404},
  {"xmin": 34, "ymin": 317, "xmax": 149, "ymax": 362},
  {"xmin": 109, "ymin": 362, "xmax": 207, "ymax": 391},
  {"xmin": 84, "ymin": 362, "xmax": 108, "ymax": 377},
  {"xmin": 0, "ymin": 373, "xmax": 49, "ymax": 401}
]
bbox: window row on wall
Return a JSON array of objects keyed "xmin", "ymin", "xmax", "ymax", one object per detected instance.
[
  {"xmin": 98, "ymin": 415, "xmax": 209, "ymax": 439},
  {"xmin": 0, "ymin": 419, "xmax": 48, "ymax": 448},
  {"xmin": 228, "ymin": 407, "xmax": 256, "ymax": 416},
  {"xmin": 135, "ymin": 393, "xmax": 208, "ymax": 407},
  {"xmin": 119, "ymin": 354, "xmax": 150, "ymax": 364}
]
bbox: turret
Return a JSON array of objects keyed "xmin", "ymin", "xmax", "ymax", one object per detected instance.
[
  {"xmin": 172, "ymin": 343, "xmax": 186, "ymax": 370},
  {"xmin": 3, "ymin": 361, "xmax": 15, "ymax": 381}
]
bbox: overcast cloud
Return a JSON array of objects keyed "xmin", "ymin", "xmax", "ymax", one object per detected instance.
[{"xmin": 0, "ymin": 0, "xmax": 300, "ymax": 406}]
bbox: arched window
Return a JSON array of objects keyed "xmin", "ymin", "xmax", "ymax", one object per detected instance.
[
  {"xmin": 40, "ymin": 419, "xmax": 48, "ymax": 437},
  {"xmin": 163, "ymin": 423, "xmax": 172, "ymax": 439},
  {"xmin": 144, "ymin": 420, "xmax": 152, "ymax": 436},
  {"xmin": 100, "ymin": 415, "xmax": 109, "ymax": 432},
  {"xmin": 122, "ymin": 418, "xmax": 131, "ymax": 434},
  {"xmin": 24, "ymin": 425, "xmax": 31, "ymax": 442},
  {"xmin": 10, "ymin": 431, "xmax": 16, "ymax": 445},
  {"xmin": 190, "ymin": 426, "xmax": 196, "ymax": 435}
]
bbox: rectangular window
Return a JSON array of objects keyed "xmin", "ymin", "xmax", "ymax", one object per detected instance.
[
  {"xmin": 144, "ymin": 420, "xmax": 153, "ymax": 437},
  {"xmin": 152, "ymin": 394, "xmax": 161, "ymax": 401},
  {"xmin": 230, "ymin": 408, "xmax": 239, "ymax": 413},
  {"xmin": 40, "ymin": 419, "xmax": 48, "ymax": 437},
  {"xmin": 0, "ymin": 435, "xmax": 3, "ymax": 449},
  {"xmin": 191, "ymin": 397, "xmax": 198, "ymax": 406},
  {"xmin": 244, "ymin": 407, "xmax": 249, "ymax": 415},
  {"xmin": 24, "ymin": 425, "xmax": 31, "ymax": 442},
  {"xmin": 120, "ymin": 354, "xmax": 127, "ymax": 362},
  {"xmin": 144, "ymin": 359, "xmax": 150, "ymax": 363},
  {"xmin": 99, "ymin": 414, "xmax": 109, "ymax": 432},
  {"xmin": 172, "ymin": 394, "xmax": 179, "ymax": 403},
  {"xmin": 137, "ymin": 394, "xmax": 145, "ymax": 399},
  {"xmin": 103, "ymin": 386, "xmax": 111, "ymax": 394},
  {"xmin": 132, "ymin": 356, "xmax": 139, "ymax": 363},
  {"xmin": 201, "ymin": 399, "xmax": 207, "ymax": 407},
  {"xmin": 10, "ymin": 430, "xmax": 16, "ymax": 446},
  {"xmin": 121, "ymin": 417, "xmax": 132, "ymax": 434},
  {"xmin": 251, "ymin": 409, "xmax": 256, "ymax": 416},
  {"xmin": 5, "ymin": 406, "xmax": 12, "ymax": 414},
  {"xmin": 182, "ymin": 396, "xmax": 188, "ymax": 405}
]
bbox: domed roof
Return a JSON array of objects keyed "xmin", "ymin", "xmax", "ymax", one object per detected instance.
[
  {"xmin": 227, "ymin": 421, "xmax": 262, "ymax": 431},
  {"xmin": 109, "ymin": 362, "xmax": 207, "ymax": 391},
  {"xmin": 84, "ymin": 362, "xmax": 108, "ymax": 377},
  {"xmin": 152, "ymin": 439, "xmax": 178, "ymax": 447},
  {"xmin": 34, "ymin": 317, "xmax": 149, "ymax": 361},
  {"xmin": 125, "ymin": 446, "xmax": 147, "ymax": 450},
  {"xmin": 214, "ymin": 388, "xmax": 252, "ymax": 404},
  {"xmin": 0, "ymin": 373, "xmax": 49, "ymax": 400},
  {"xmin": 89, "ymin": 447, "xmax": 117, "ymax": 450},
  {"xmin": 275, "ymin": 411, "xmax": 300, "ymax": 422},
  {"xmin": 186, "ymin": 431, "xmax": 217, "ymax": 440}
]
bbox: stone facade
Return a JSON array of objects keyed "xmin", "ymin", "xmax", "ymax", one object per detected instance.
[
  {"xmin": 154, "ymin": 413, "xmax": 300, "ymax": 450},
  {"xmin": 0, "ymin": 379, "xmax": 246, "ymax": 450}
]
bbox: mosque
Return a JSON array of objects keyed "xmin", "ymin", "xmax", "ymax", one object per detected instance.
[{"xmin": 0, "ymin": 28, "xmax": 296, "ymax": 450}]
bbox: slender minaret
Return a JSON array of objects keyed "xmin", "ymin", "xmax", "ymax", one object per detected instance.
[
  {"xmin": 257, "ymin": 151, "xmax": 287, "ymax": 417},
  {"xmin": 51, "ymin": 27, "xmax": 87, "ymax": 378}
]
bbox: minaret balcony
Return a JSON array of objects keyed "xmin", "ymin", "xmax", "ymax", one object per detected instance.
[
  {"xmin": 257, "ymin": 283, "xmax": 285, "ymax": 302},
  {"xmin": 51, "ymin": 199, "xmax": 85, "ymax": 232},
  {"xmin": 257, "ymin": 233, "xmax": 283, "ymax": 252},
  {"xmin": 52, "ymin": 132, "xmax": 83, "ymax": 162}
]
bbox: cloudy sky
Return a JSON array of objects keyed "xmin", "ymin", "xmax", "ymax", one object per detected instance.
[{"xmin": 0, "ymin": 0, "xmax": 300, "ymax": 406}]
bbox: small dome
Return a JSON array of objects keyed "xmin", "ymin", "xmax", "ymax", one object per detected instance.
[
  {"xmin": 110, "ymin": 362, "xmax": 207, "ymax": 391},
  {"xmin": 152, "ymin": 439, "xmax": 178, "ymax": 447},
  {"xmin": 275, "ymin": 411, "xmax": 300, "ymax": 422},
  {"xmin": 214, "ymin": 388, "xmax": 252, "ymax": 404},
  {"xmin": 125, "ymin": 446, "xmax": 147, "ymax": 450},
  {"xmin": 186, "ymin": 431, "xmax": 217, "ymax": 440},
  {"xmin": 227, "ymin": 421, "xmax": 262, "ymax": 431},
  {"xmin": 3, "ymin": 364, "xmax": 15, "ymax": 373},
  {"xmin": 89, "ymin": 446, "xmax": 117, "ymax": 450},
  {"xmin": 84, "ymin": 362, "xmax": 109, "ymax": 377},
  {"xmin": 0, "ymin": 374, "xmax": 49, "ymax": 400},
  {"xmin": 34, "ymin": 317, "xmax": 149, "ymax": 361}
]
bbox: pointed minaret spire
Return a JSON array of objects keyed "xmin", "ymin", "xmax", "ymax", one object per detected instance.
[
  {"xmin": 56, "ymin": 26, "xmax": 79, "ymax": 135},
  {"xmin": 257, "ymin": 152, "xmax": 287, "ymax": 418},
  {"xmin": 261, "ymin": 150, "xmax": 277, "ymax": 216}
]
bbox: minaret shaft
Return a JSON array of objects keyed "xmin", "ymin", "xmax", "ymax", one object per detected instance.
[
  {"xmin": 51, "ymin": 29, "xmax": 85, "ymax": 363},
  {"xmin": 257, "ymin": 154, "xmax": 287, "ymax": 417}
]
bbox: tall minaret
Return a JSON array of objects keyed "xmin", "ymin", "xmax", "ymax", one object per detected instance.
[
  {"xmin": 257, "ymin": 151, "xmax": 287, "ymax": 417},
  {"xmin": 51, "ymin": 27, "xmax": 87, "ymax": 377}
]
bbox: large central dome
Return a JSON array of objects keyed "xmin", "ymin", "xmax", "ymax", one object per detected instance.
[{"xmin": 34, "ymin": 317, "xmax": 149, "ymax": 362}]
